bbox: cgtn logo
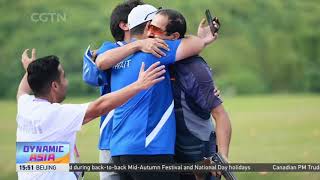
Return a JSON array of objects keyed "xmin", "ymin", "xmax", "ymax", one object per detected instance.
[{"xmin": 31, "ymin": 12, "xmax": 67, "ymax": 23}]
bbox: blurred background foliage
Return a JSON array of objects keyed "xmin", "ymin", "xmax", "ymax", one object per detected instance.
[{"xmin": 0, "ymin": 0, "xmax": 319, "ymax": 98}]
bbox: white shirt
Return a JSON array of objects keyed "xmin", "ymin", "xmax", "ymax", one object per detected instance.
[{"xmin": 16, "ymin": 94, "xmax": 89, "ymax": 180}]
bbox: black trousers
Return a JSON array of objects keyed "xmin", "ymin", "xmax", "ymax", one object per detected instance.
[{"xmin": 112, "ymin": 155, "xmax": 180, "ymax": 180}]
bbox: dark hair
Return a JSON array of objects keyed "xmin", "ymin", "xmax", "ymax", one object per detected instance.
[
  {"xmin": 27, "ymin": 55, "xmax": 61, "ymax": 96},
  {"xmin": 110, "ymin": 0, "xmax": 144, "ymax": 41},
  {"xmin": 157, "ymin": 9, "xmax": 187, "ymax": 38},
  {"xmin": 130, "ymin": 21, "xmax": 148, "ymax": 36}
]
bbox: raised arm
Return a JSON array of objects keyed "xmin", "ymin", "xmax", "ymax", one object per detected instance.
[
  {"xmin": 17, "ymin": 49, "xmax": 36, "ymax": 100},
  {"xmin": 83, "ymin": 61, "xmax": 165, "ymax": 124},
  {"xmin": 175, "ymin": 19, "xmax": 218, "ymax": 61},
  {"xmin": 96, "ymin": 38, "xmax": 169, "ymax": 70},
  {"xmin": 175, "ymin": 35, "xmax": 205, "ymax": 61}
]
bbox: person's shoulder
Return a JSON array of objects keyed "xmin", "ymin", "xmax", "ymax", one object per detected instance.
[
  {"xmin": 164, "ymin": 39, "xmax": 181, "ymax": 43},
  {"xmin": 17, "ymin": 94, "xmax": 35, "ymax": 108},
  {"xmin": 175, "ymin": 55, "xmax": 207, "ymax": 67},
  {"xmin": 56, "ymin": 103, "xmax": 90, "ymax": 110},
  {"xmin": 18, "ymin": 97, "xmax": 56, "ymax": 119},
  {"xmin": 164, "ymin": 39, "xmax": 182, "ymax": 46},
  {"xmin": 100, "ymin": 41, "xmax": 117, "ymax": 47},
  {"xmin": 185, "ymin": 55, "xmax": 206, "ymax": 63},
  {"xmin": 45, "ymin": 103, "xmax": 89, "ymax": 120},
  {"xmin": 18, "ymin": 94, "xmax": 34, "ymax": 102},
  {"xmin": 97, "ymin": 41, "xmax": 119, "ymax": 54},
  {"xmin": 163, "ymin": 39, "xmax": 182, "ymax": 52},
  {"xmin": 175, "ymin": 55, "xmax": 214, "ymax": 80}
]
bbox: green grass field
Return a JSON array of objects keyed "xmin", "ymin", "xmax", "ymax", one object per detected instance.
[{"xmin": 1, "ymin": 94, "xmax": 320, "ymax": 180}]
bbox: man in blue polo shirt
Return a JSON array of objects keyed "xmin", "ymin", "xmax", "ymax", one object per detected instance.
[
  {"xmin": 93, "ymin": 4, "xmax": 217, "ymax": 180},
  {"xmin": 89, "ymin": 1, "xmax": 169, "ymax": 155},
  {"xmin": 83, "ymin": 1, "xmax": 174, "ymax": 180}
]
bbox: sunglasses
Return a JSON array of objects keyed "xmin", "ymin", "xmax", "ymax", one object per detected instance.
[{"xmin": 148, "ymin": 24, "xmax": 166, "ymax": 35}]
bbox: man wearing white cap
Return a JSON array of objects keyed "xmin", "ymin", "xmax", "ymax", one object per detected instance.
[
  {"xmin": 84, "ymin": 1, "xmax": 172, "ymax": 180},
  {"xmin": 94, "ymin": 4, "xmax": 217, "ymax": 180}
]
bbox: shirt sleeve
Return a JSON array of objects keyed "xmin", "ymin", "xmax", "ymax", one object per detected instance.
[
  {"xmin": 52, "ymin": 103, "xmax": 90, "ymax": 132},
  {"xmin": 175, "ymin": 57, "xmax": 222, "ymax": 111},
  {"xmin": 83, "ymin": 41, "xmax": 117, "ymax": 87},
  {"xmin": 145, "ymin": 39, "xmax": 182, "ymax": 65}
]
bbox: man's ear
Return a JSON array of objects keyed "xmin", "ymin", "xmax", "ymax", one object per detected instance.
[
  {"xmin": 144, "ymin": 21, "xmax": 151, "ymax": 32},
  {"xmin": 51, "ymin": 81, "xmax": 59, "ymax": 91},
  {"xmin": 119, "ymin": 22, "xmax": 129, "ymax": 31},
  {"xmin": 146, "ymin": 21, "xmax": 151, "ymax": 27},
  {"xmin": 170, "ymin": 32, "xmax": 181, "ymax": 40}
]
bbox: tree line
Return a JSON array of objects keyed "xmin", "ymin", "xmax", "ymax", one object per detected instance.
[{"xmin": 0, "ymin": 0, "xmax": 319, "ymax": 98}]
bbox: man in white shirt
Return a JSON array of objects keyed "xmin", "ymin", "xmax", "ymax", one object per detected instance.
[{"xmin": 16, "ymin": 48, "xmax": 166, "ymax": 180}]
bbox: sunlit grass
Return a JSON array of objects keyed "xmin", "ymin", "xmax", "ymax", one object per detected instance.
[{"xmin": 1, "ymin": 94, "xmax": 319, "ymax": 179}]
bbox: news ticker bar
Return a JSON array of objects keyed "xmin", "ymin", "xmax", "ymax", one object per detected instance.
[
  {"xmin": 69, "ymin": 163, "xmax": 320, "ymax": 172},
  {"xmin": 16, "ymin": 163, "xmax": 320, "ymax": 172}
]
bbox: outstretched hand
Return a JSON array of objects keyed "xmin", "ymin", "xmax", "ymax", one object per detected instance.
[
  {"xmin": 136, "ymin": 61, "xmax": 166, "ymax": 90},
  {"xmin": 21, "ymin": 48, "xmax": 36, "ymax": 71}
]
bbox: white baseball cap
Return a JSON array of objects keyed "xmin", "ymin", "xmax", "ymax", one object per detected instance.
[{"xmin": 128, "ymin": 4, "xmax": 158, "ymax": 30}]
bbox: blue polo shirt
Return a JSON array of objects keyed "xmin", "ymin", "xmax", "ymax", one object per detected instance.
[{"xmin": 109, "ymin": 39, "xmax": 181, "ymax": 156}]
